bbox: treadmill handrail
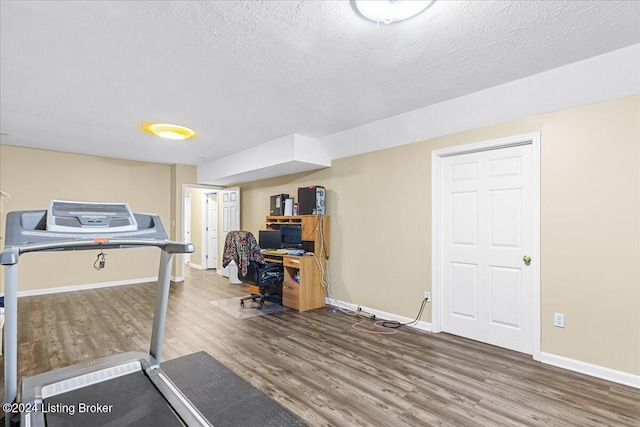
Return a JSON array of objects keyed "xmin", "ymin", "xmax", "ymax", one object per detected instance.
[{"xmin": 0, "ymin": 240, "xmax": 194, "ymax": 264}]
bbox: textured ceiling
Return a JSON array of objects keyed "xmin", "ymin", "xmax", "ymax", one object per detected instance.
[{"xmin": 1, "ymin": 1, "xmax": 639, "ymax": 166}]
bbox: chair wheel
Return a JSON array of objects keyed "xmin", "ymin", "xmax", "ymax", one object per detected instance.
[
  {"xmin": 240, "ymin": 300, "xmax": 244, "ymax": 307},
  {"xmin": 258, "ymin": 304, "xmax": 263, "ymax": 310}
]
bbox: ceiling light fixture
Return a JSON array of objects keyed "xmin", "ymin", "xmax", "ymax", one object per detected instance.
[
  {"xmin": 354, "ymin": 0, "xmax": 434, "ymax": 24},
  {"xmin": 145, "ymin": 123, "xmax": 195, "ymax": 140}
]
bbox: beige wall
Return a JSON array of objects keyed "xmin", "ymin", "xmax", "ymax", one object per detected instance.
[
  {"xmin": 0, "ymin": 145, "xmax": 172, "ymax": 291},
  {"xmin": 240, "ymin": 95, "xmax": 640, "ymax": 375},
  {"xmin": 170, "ymin": 164, "xmax": 197, "ymax": 280}
]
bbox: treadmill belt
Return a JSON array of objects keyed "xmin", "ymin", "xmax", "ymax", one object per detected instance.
[
  {"xmin": 44, "ymin": 371, "xmax": 182, "ymax": 427},
  {"xmin": 161, "ymin": 351, "xmax": 307, "ymax": 427}
]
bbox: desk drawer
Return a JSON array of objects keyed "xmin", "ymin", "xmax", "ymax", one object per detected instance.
[
  {"xmin": 283, "ymin": 256, "xmax": 301, "ymax": 268},
  {"xmin": 282, "ymin": 256, "xmax": 302, "ymax": 268},
  {"xmin": 283, "ymin": 281, "xmax": 300, "ymax": 310}
]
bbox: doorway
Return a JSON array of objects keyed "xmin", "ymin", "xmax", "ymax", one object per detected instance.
[
  {"xmin": 184, "ymin": 193, "xmax": 192, "ymax": 265},
  {"xmin": 182, "ymin": 184, "xmax": 223, "ymax": 271},
  {"xmin": 182, "ymin": 185, "xmax": 240, "ymax": 273},
  {"xmin": 431, "ymin": 133, "xmax": 541, "ymax": 360}
]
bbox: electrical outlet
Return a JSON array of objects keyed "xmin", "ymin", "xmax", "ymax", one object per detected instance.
[
  {"xmin": 553, "ymin": 313, "xmax": 565, "ymax": 328},
  {"xmin": 424, "ymin": 291, "xmax": 431, "ymax": 302}
]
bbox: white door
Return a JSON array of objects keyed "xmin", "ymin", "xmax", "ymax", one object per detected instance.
[
  {"xmin": 184, "ymin": 194, "xmax": 192, "ymax": 264},
  {"xmin": 219, "ymin": 187, "xmax": 240, "ymax": 277},
  {"xmin": 440, "ymin": 144, "xmax": 534, "ymax": 354},
  {"xmin": 206, "ymin": 193, "xmax": 218, "ymax": 269}
]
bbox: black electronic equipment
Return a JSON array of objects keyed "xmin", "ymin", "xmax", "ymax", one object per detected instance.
[
  {"xmin": 297, "ymin": 186, "xmax": 325, "ymax": 215},
  {"xmin": 270, "ymin": 194, "xmax": 289, "ymax": 216},
  {"xmin": 258, "ymin": 230, "xmax": 282, "ymax": 249},
  {"xmin": 280, "ymin": 225, "xmax": 303, "ymax": 248}
]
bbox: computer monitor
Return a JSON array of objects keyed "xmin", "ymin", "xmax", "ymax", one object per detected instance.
[
  {"xmin": 258, "ymin": 230, "xmax": 282, "ymax": 250},
  {"xmin": 280, "ymin": 225, "xmax": 302, "ymax": 248}
]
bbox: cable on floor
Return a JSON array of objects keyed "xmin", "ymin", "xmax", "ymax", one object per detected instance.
[
  {"xmin": 379, "ymin": 298, "xmax": 428, "ymax": 329},
  {"xmin": 349, "ymin": 298, "xmax": 428, "ymax": 335}
]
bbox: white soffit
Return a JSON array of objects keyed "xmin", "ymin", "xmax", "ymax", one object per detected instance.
[
  {"xmin": 319, "ymin": 43, "xmax": 640, "ymax": 160},
  {"xmin": 197, "ymin": 134, "xmax": 330, "ymax": 186},
  {"xmin": 202, "ymin": 43, "xmax": 639, "ymax": 185}
]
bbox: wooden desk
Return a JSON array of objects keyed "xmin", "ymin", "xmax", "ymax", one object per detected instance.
[
  {"xmin": 261, "ymin": 215, "xmax": 329, "ymax": 312},
  {"xmin": 260, "ymin": 252, "xmax": 326, "ymax": 312}
]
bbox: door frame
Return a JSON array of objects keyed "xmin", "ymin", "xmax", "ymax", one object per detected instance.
[
  {"xmin": 184, "ymin": 193, "xmax": 192, "ymax": 264},
  {"xmin": 431, "ymin": 132, "xmax": 541, "ymax": 361},
  {"xmin": 202, "ymin": 191, "xmax": 218, "ymax": 269}
]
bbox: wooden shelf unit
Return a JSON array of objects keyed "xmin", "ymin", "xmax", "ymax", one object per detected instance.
[
  {"xmin": 264, "ymin": 215, "xmax": 330, "ymax": 312},
  {"xmin": 265, "ymin": 215, "xmax": 330, "ymax": 258}
]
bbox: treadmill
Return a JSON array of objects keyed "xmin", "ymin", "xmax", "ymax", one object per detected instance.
[{"xmin": 1, "ymin": 201, "xmax": 210, "ymax": 426}]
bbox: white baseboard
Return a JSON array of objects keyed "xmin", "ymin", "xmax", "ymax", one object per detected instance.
[
  {"xmin": 171, "ymin": 276, "xmax": 185, "ymax": 283},
  {"xmin": 325, "ymin": 297, "xmax": 432, "ymax": 332},
  {"xmin": 540, "ymin": 352, "xmax": 640, "ymax": 389},
  {"xmin": 16, "ymin": 277, "xmax": 158, "ymax": 297},
  {"xmin": 187, "ymin": 263, "xmax": 206, "ymax": 270}
]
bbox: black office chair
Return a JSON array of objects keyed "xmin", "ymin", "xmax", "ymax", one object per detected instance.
[{"xmin": 222, "ymin": 230, "xmax": 284, "ymax": 309}]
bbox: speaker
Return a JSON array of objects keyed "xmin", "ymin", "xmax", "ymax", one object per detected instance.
[
  {"xmin": 297, "ymin": 186, "xmax": 326, "ymax": 215},
  {"xmin": 270, "ymin": 194, "xmax": 289, "ymax": 216}
]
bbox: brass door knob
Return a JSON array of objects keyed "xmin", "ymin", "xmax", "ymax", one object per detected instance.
[{"xmin": 523, "ymin": 255, "xmax": 531, "ymax": 265}]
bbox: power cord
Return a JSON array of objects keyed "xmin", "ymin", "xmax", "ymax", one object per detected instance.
[
  {"xmin": 315, "ymin": 218, "xmax": 359, "ymax": 317},
  {"xmin": 379, "ymin": 297, "xmax": 428, "ymax": 329},
  {"xmin": 350, "ymin": 298, "xmax": 428, "ymax": 335}
]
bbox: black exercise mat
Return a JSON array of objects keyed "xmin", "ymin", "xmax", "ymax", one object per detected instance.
[
  {"xmin": 45, "ymin": 371, "xmax": 182, "ymax": 426},
  {"xmin": 162, "ymin": 351, "xmax": 307, "ymax": 427}
]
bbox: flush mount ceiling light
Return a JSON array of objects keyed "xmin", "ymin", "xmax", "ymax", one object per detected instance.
[
  {"xmin": 354, "ymin": 0, "xmax": 434, "ymax": 24},
  {"xmin": 144, "ymin": 123, "xmax": 195, "ymax": 140}
]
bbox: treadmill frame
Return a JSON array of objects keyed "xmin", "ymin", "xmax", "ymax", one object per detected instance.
[{"xmin": 0, "ymin": 210, "xmax": 208, "ymax": 427}]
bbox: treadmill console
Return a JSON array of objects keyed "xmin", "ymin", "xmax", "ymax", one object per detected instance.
[
  {"xmin": 47, "ymin": 200, "xmax": 138, "ymax": 232},
  {"xmin": 0, "ymin": 201, "xmax": 188, "ymax": 260}
]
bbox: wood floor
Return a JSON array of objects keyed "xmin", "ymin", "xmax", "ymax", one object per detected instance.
[{"xmin": 2, "ymin": 267, "xmax": 639, "ymax": 426}]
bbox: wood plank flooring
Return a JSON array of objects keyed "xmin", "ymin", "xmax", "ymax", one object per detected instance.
[{"xmin": 2, "ymin": 267, "xmax": 639, "ymax": 426}]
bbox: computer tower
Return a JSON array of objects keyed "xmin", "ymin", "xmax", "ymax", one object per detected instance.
[
  {"xmin": 297, "ymin": 186, "xmax": 326, "ymax": 215},
  {"xmin": 270, "ymin": 194, "xmax": 289, "ymax": 216}
]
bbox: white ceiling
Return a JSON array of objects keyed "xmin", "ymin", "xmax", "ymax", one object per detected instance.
[{"xmin": 1, "ymin": 1, "xmax": 639, "ymax": 167}]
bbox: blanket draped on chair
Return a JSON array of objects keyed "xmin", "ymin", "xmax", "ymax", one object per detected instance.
[{"xmin": 222, "ymin": 231, "xmax": 265, "ymax": 276}]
